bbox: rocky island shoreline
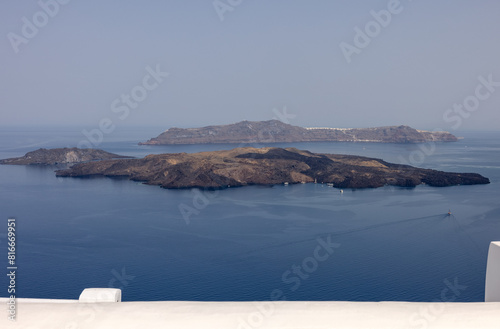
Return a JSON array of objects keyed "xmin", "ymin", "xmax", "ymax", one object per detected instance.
[
  {"xmin": 140, "ymin": 120, "xmax": 458, "ymax": 145},
  {"xmin": 0, "ymin": 148, "xmax": 132, "ymax": 165},
  {"xmin": 55, "ymin": 147, "xmax": 489, "ymax": 189}
]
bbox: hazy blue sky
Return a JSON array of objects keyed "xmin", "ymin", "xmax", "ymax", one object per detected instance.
[{"xmin": 1, "ymin": 0, "xmax": 499, "ymax": 131}]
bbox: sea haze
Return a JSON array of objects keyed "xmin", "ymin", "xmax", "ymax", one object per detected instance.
[{"xmin": 0, "ymin": 127, "xmax": 499, "ymax": 302}]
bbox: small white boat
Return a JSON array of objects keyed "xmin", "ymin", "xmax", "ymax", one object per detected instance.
[
  {"xmin": 340, "ymin": 189, "xmax": 344, "ymax": 194},
  {"xmin": 284, "ymin": 182, "xmax": 289, "ymax": 186}
]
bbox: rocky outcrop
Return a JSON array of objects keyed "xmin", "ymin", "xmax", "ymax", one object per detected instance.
[
  {"xmin": 56, "ymin": 147, "xmax": 488, "ymax": 189},
  {"xmin": 0, "ymin": 148, "xmax": 132, "ymax": 165},
  {"xmin": 139, "ymin": 120, "xmax": 458, "ymax": 145}
]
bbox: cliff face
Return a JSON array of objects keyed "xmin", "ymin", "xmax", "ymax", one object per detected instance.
[
  {"xmin": 56, "ymin": 147, "xmax": 488, "ymax": 189},
  {"xmin": 139, "ymin": 120, "xmax": 458, "ymax": 145},
  {"xmin": 0, "ymin": 148, "xmax": 132, "ymax": 165}
]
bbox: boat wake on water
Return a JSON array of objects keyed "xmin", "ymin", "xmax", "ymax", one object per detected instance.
[
  {"xmin": 446, "ymin": 213, "xmax": 484, "ymax": 257},
  {"xmin": 223, "ymin": 214, "xmax": 443, "ymax": 261}
]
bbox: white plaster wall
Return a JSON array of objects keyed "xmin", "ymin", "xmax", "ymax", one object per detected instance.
[
  {"xmin": 485, "ymin": 241, "xmax": 500, "ymax": 302},
  {"xmin": 1, "ymin": 300, "xmax": 500, "ymax": 329}
]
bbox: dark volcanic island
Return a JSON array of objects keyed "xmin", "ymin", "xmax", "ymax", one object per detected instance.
[
  {"xmin": 56, "ymin": 147, "xmax": 489, "ymax": 189},
  {"xmin": 0, "ymin": 148, "xmax": 132, "ymax": 165},
  {"xmin": 140, "ymin": 120, "xmax": 458, "ymax": 145}
]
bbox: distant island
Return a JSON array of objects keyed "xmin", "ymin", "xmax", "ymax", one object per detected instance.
[
  {"xmin": 0, "ymin": 148, "xmax": 132, "ymax": 165},
  {"xmin": 139, "ymin": 120, "xmax": 458, "ymax": 145},
  {"xmin": 56, "ymin": 147, "xmax": 488, "ymax": 189}
]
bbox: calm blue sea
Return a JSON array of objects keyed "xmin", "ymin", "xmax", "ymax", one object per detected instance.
[{"xmin": 0, "ymin": 126, "xmax": 499, "ymax": 302}]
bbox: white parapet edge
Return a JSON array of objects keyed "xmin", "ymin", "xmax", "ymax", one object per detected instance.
[
  {"xmin": 485, "ymin": 241, "xmax": 500, "ymax": 302},
  {"xmin": 79, "ymin": 288, "xmax": 122, "ymax": 303}
]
